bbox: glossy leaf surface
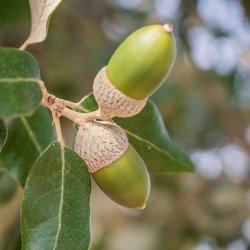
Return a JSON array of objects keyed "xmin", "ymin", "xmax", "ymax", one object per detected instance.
[
  {"xmin": 21, "ymin": 141, "xmax": 91, "ymax": 250},
  {"xmin": 0, "ymin": 47, "xmax": 42, "ymax": 118},
  {"xmin": 0, "ymin": 106, "xmax": 55, "ymax": 186},
  {"xmin": 78, "ymin": 93, "xmax": 195, "ymax": 173}
]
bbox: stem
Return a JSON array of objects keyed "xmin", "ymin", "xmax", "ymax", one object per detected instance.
[
  {"xmin": 19, "ymin": 41, "xmax": 29, "ymax": 51},
  {"xmin": 61, "ymin": 108, "xmax": 100, "ymax": 125},
  {"xmin": 163, "ymin": 23, "xmax": 173, "ymax": 33},
  {"xmin": 39, "ymin": 82, "xmax": 105, "ymax": 129},
  {"xmin": 52, "ymin": 111, "xmax": 64, "ymax": 144},
  {"xmin": 57, "ymin": 99, "xmax": 89, "ymax": 113}
]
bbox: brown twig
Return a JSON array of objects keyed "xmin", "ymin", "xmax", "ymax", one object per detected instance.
[{"xmin": 39, "ymin": 81, "xmax": 105, "ymax": 142}]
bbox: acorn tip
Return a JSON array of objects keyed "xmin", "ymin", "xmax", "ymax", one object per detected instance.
[
  {"xmin": 139, "ymin": 204, "xmax": 146, "ymax": 211},
  {"xmin": 163, "ymin": 23, "xmax": 173, "ymax": 33}
]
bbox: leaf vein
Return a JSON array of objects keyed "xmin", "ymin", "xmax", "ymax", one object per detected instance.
[
  {"xmin": 52, "ymin": 144, "xmax": 65, "ymax": 250},
  {"xmin": 0, "ymin": 77, "xmax": 40, "ymax": 83},
  {"xmin": 28, "ymin": 187, "xmax": 62, "ymax": 213},
  {"xmin": 124, "ymin": 129, "xmax": 192, "ymax": 169},
  {"xmin": 20, "ymin": 116, "xmax": 42, "ymax": 154}
]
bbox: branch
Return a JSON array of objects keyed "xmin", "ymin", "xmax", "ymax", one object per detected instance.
[{"xmin": 39, "ymin": 81, "xmax": 104, "ymax": 129}]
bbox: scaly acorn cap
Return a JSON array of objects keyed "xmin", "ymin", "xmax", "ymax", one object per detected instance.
[
  {"xmin": 107, "ymin": 23, "xmax": 176, "ymax": 99},
  {"xmin": 93, "ymin": 66, "xmax": 147, "ymax": 119},
  {"xmin": 93, "ymin": 24, "xmax": 175, "ymax": 119},
  {"xmin": 74, "ymin": 121, "xmax": 150, "ymax": 209},
  {"xmin": 74, "ymin": 121, "xmax": 128, "ymax": 173}
]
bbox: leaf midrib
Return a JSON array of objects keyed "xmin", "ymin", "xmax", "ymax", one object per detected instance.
[
  {"xmin": 124, "ymin": 129, "xmax": 193, "ymax": 170},
  {"xmin": 52, "ymin": 143, "xmax": 65, "ymax": 250},
  {"xmin": 20, "ymin": 116, "xmax": 42, "ymax": 154},
  {"xmin": 81, "ymin": 105, "xmax": 193, "ymax": 169},
  {"xmin": 0, "ymin": 77, "xmax": 40, "ymax": 83},
  {"xmin": 28, "ymin": 0, "xmax": 46, "ymax": 42},
  {"xmin": 28, "ymin": 0, "xmax": 62, "ymax": 43}
]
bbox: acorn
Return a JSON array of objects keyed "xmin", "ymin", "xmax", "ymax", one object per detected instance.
[
  {"xmin": 74, "ymin": 121, "xmax": 150, "ymax": 209},
  {"xmin": 93, "ymin": 23, "xmax": 176, "ymax": 119}
]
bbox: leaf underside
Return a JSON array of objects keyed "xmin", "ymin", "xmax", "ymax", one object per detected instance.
[
  {"xmin": 21, "ymin": 141, "xmax": 91, "ymax": 250},
  {"xmin": 0, "ymin": 47, "xmax": 42, "ymax": 118},
  {"xmin": 25, "ymin": 0, "xmax": 63, "ymax": 45},
  {"xmin": 78, "ymin": 93, "xmax": 195, "ymax": 173}
]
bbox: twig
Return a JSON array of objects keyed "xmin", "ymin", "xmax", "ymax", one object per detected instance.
[
  {"xmin": 56, "ymin": 98, "xmax": 89, "ymax": 113},
  {"xmin": 39, "ymin": 81, "xmax": 105, "ymax": 141},
  {"xmin": 52, "ymin": 111, "xmax": 64, "ymax": 145}
]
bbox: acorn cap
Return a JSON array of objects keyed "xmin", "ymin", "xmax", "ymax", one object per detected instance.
[
  {"xmin": 93, "ymin": 66, "xmax": 147, "ymax": 119},
  {"xmin": 74, "ymin": 121, "xmax": 151, "ymax": 209},
  {"xmin": 74, "ymin": 121, "xmax": 129, "ymax": 173}
]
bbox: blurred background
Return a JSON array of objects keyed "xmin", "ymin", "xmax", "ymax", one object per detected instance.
[{"xmin": 1, "ymin": 0, "xmax": 250, "ymax": 249}]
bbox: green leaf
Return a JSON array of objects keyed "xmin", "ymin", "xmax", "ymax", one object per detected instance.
[
  {"xmin": 21, "ymin": 141, "xmax": 91, "ymax": 250},
  {"xmin": 0, "ymin": 118, "xmax": 7, "ymax": 151},
  {"xmin": 0, "ymin": 169, "xmax": 18, "ymax": 205},
  {"xmin": 0, "ymin": 47, "xmax": 42, "ymax": 118},
  {"xmin": 0, "ymin": 0, "xmax": 30, "ymax": 26},
  {"xmin": 0, "ymin": 106, "xmax": 55, "ymax": 186},
  {"xmin": 78, "ymin": 93, "xmax": 195, "ymax": 173}
]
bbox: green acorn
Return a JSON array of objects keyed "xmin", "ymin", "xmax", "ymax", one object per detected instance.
[
  {"xmin": 74, "ymin": 121, "xmax": 150, "ymax": 209},
  {"xmin": 93, "ymin": 23, "xmax": 176, "ymax": 119}
]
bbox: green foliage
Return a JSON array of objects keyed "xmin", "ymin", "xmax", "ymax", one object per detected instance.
[
  {"xmin": 0, "ymin": 118, "xmax": 7, "ymax": 151},
  {"xmin": 0, "ymin": 170, "xmax": 18, "ymax": 205},
  {"xmin": 0, "ymin": 1, "xmax": 197, "ymax": 249},
  {"xmin": 0, "ymin": 107, "xmax": 55, "ymax": 186},
  {"xmin": 78, "ymin": 93, "xmax": 195, "ymax": 173},
  {"xmin": 0, "ymin": 0, "xmax": 30, "ymax": 26},
  {"xmin": 21, "ymin": 141, "xmax": 91, "ymax": 250},
  {"xmin": 0, "ymin": 47, "xmax": 42, "ymax": 118}
]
